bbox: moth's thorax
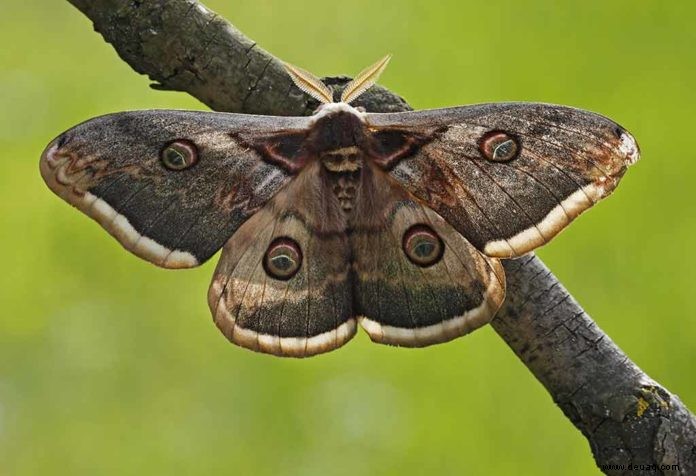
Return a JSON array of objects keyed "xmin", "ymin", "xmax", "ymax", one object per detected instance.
[
  {"xmin": 306, "ymin": 109, "xmax": 370, "ymax": 216},
  {"xmin": 308, "ymin": 109, "xmax": 368, "ymax": 152}
]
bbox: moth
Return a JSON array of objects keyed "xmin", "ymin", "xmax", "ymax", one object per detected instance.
[{"xmin": 40, "ymin": 55, "xmax": 640, "ymax": 357}]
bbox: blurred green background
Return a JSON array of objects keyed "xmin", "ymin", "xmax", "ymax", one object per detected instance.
[{"xmin": 1, "ymin": 0, "xmax": 694, "ymax": 474}]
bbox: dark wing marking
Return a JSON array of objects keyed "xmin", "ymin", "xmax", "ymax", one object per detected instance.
[
  {"xmin": 365, "ymin": 103, "xmax": 640, "ymax": 257},
  {"xmin": 351, "ymin": 166, "xmax": 505, "ymax": 347},
  {"xmin": 208, "ymin": 163, "xmax": 355, "ymax": 357},
  {"xmin": 40, "ymin": 110, "xmax": 312, "ymax": 267}
]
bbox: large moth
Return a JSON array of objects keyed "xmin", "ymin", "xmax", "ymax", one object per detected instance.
[{"xmin": 40, "ymin": 56, "xmax": 639, "ymax": 357}]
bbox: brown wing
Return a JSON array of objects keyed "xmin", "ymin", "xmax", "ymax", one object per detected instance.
[
  {"xmin": 365, "ymin": 103, "xmax": 640, "ymax": 257},
  {"xmin": 40, "ymin": 110, "xmax": 312, "ymax": 268},
  {"xmin": 351, "ymin": 165, "xmax": 505, "ymax": 347},
  {"xmin": 208, "ymin": 162, "xmax": 355, "ymax": 357}
]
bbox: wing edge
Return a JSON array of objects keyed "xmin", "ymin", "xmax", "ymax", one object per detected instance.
[
  {"xmin": 40, "ymin": 140, "xmax": 199, "ymax": 269},
  {"xmin": 358, "ymin": 258, "xmax": 505, "ymax": 347}
]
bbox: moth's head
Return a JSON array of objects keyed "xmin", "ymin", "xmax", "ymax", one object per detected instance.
[{"xmin": 284, "ymin": 55, "xmax": 391, "ymax": 118}]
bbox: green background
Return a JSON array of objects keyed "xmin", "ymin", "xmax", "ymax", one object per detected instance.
[{"xmin": 1, "ymin": 1, "xmax": 694, "ymax": 474}]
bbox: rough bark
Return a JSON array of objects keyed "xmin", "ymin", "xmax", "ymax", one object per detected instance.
[{"xmin": 66, "ymin": 0, "xmax": 696, "ymax": 473}]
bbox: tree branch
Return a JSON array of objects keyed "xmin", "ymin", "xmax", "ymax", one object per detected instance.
[{"xmin": 67, "ymin": 0, "xmax": 696, "ymax": 473}]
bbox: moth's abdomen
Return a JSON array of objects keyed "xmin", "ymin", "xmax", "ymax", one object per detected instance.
[
  {"xmin": 320, "ymin": 146, "xmax": 364, "ymax": 214},
  {"xmin": 330, "ymin": 174, "xmax": 359, "ymax": 213}
]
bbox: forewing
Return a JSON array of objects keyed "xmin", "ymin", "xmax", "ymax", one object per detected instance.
[
  {"xmin": 365, "ymin": 103, "xmax": 640, "ymax": 257},
  {"xmin": 351, "ymin": 167, "xmax": 505, "ymax": 347},
  {"xmin": 208, "ymin": 163, "xmax": 355, "ymax": 357},
  {"xmin": 40, "ymin": 110, "xmax": 312, "ymax": 267}
]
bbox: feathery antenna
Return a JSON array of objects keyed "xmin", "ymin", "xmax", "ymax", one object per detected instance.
[
  {"xmin": 283, "ymin": 62, "xmax": 334, "ymax": 104},
  {"xmin": 283, "ymin": 55, "xmax": 392, "ymax": 105},
  {"xmin": 341, "ymin": 54, "xmax": 392, "ymax": 104}
]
